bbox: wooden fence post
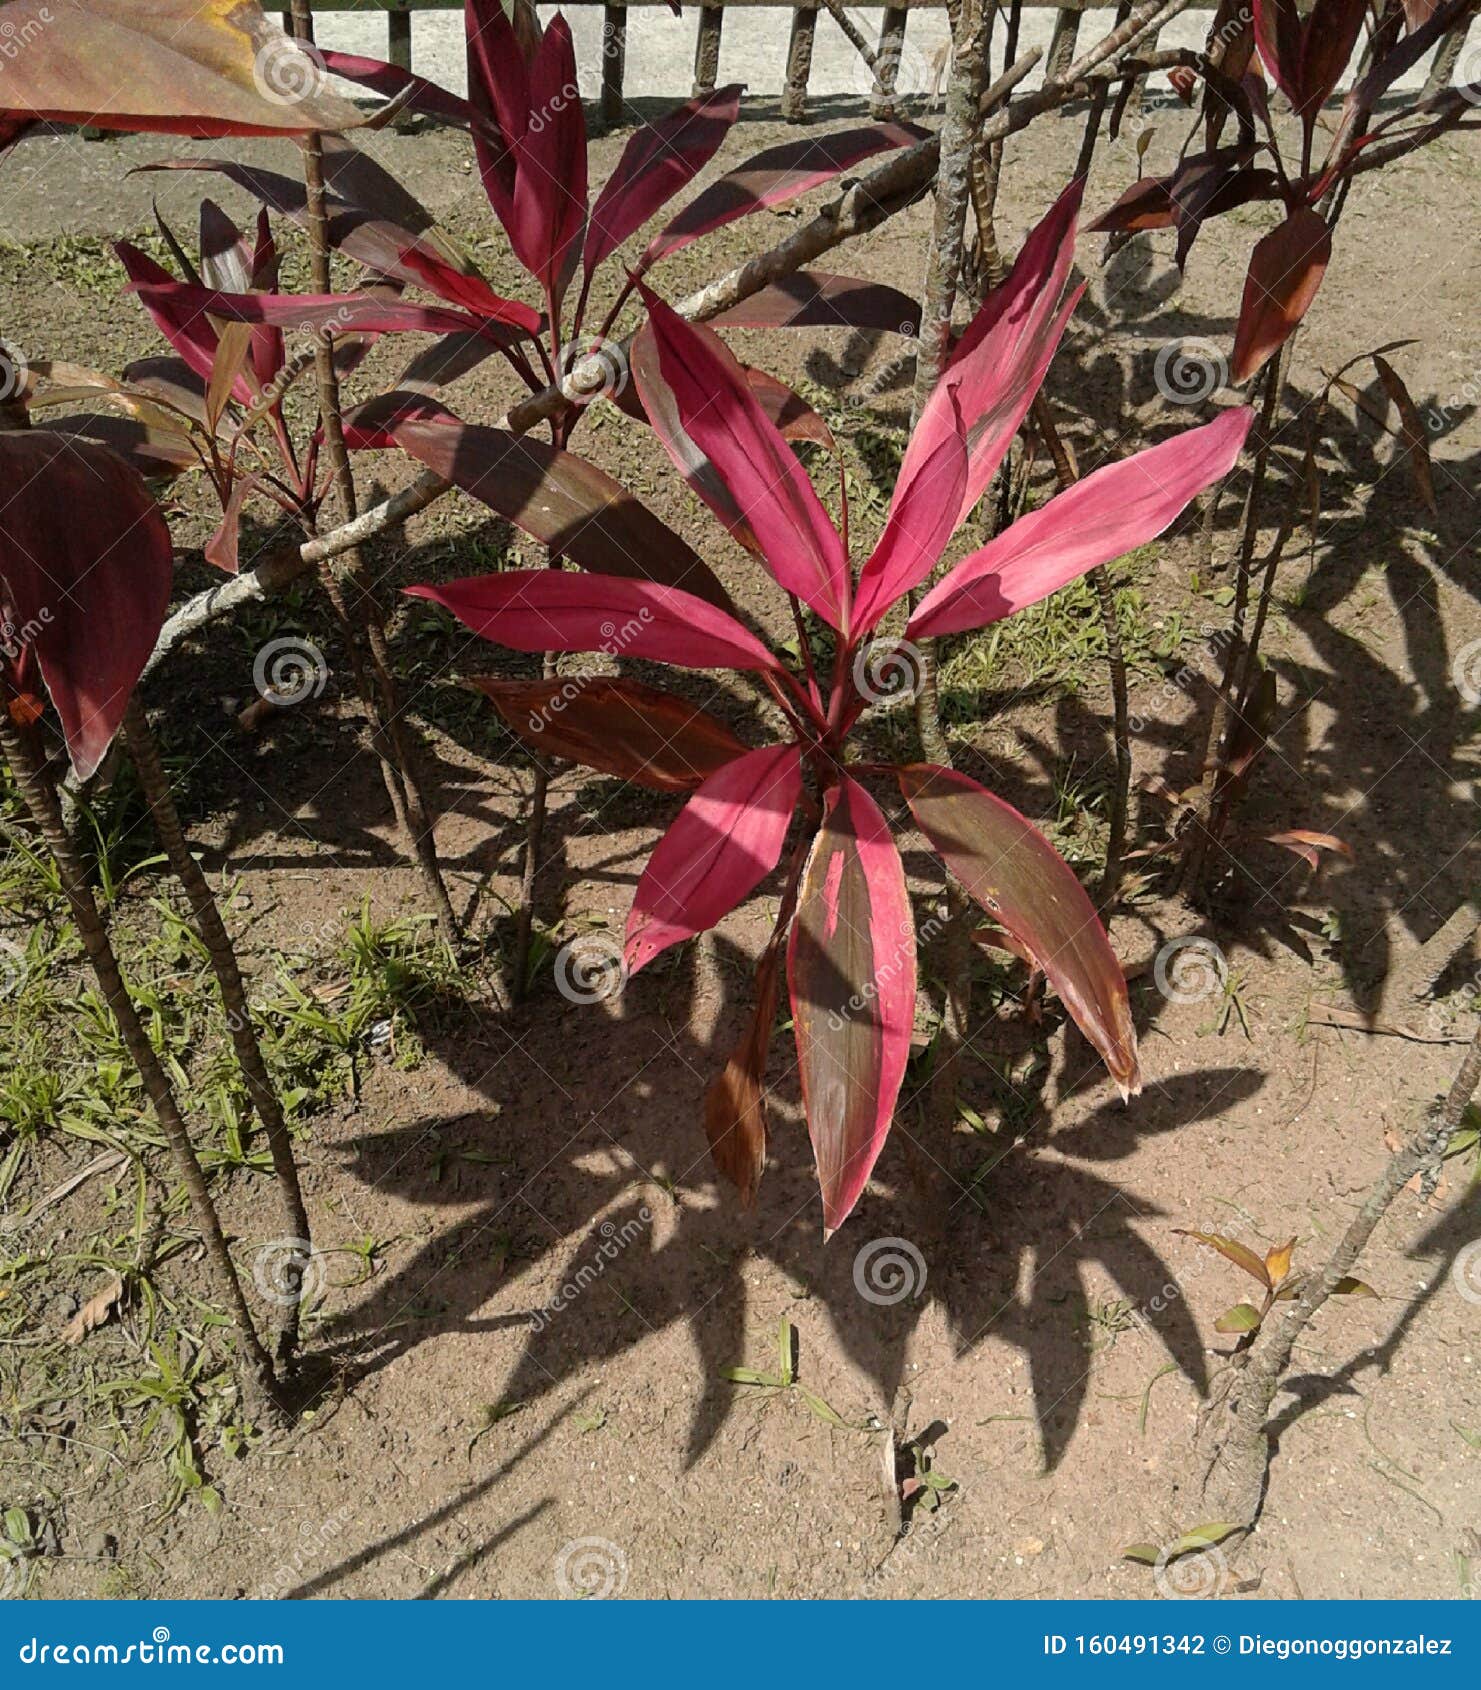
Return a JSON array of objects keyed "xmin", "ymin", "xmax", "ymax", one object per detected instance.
[
  {"xmin": 602, "ymin": 3, "xmax": 629, "ymax": 124},
  {"xmin": 870, "ymin": 6, "xmax": 909, "ymax": 119},
  {"xmin": 693, "ymin": 5, "xmax": 725, "ymax": 98},
  {"xmin": 782, "ymin": 5, "xmax": 819, "ymax": 123}
]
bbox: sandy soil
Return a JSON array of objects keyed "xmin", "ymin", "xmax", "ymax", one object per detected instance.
[{"xmin": 1, "ymin": 67, "xmax": 1479, "ymax": 1604}]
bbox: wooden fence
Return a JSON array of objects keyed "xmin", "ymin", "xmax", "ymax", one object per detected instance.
[{"xmin": 289, "ymin": 0, "xmax": 1128, "ymax": 124}]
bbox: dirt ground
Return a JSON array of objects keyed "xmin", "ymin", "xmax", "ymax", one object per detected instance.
[{"xmin": 1, "ymin": 81, "xmax": 1479, "ymax": 1603}]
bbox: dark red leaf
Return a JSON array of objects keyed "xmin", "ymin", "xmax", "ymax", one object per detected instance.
[
  {"xmin": 0, "ymin": 433, "xmax": 173, "ymax": 777},
  {"xmin": 382, "ymin": 413, "xmax": 732, "ymax": 609},
  {"xmin": 704, "ymin": 947, "xmax": 781, "ymax": 1207},
  {"xmin": 709, "ymin": 272, "xmax": 922, "ymax": 335},
  {"xmin": 643, "ymin": 123, "xmax": 929, "ymax": 269},
  {"xmin": 466, "ymin": 676, "xmax": 748, "ymax": 792},
  {"xmin": 584, "ymin": 85, "xmax": 742, "ymax": 276},
  {"xmin": 1231, "ymin": 207, "xmax": 1331, "ymax": 383},
  {"xmin": 898, "ymin": 764, "xmax": 1141, "ymax": 1098}
]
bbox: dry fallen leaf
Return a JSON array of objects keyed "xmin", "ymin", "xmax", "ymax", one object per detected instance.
[{"xmin": 63, "ymin": 1275, "xmax": 125, "ymax": 1345}]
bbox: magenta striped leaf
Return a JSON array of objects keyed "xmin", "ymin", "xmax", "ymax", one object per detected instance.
[
  {"xmin": 638, "ymin": 289, "xmax": 849, "ymax": 629},
  {"xmin": 404, "ymin": 571, "xmax": 781, "ymax": 674},
  {"xmin": 788, "ymin": 776, "xmax": 916, "ymax": 1235},
  {"xmin": 625, "ymin": 744, "xmax": 803, "ymax": 975},
  {"xmin": 908, "ymin": 408, "xmax": 1253, "ymax": 640},
  {"xmin": 898, "ymin": 764, "xmax": 1141, "ymax": 1099}
]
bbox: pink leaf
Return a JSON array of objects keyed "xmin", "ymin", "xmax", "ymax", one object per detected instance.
[
  {"xmin": 403, "ymin": 571, "xmax": 781, "ymax": 673},
  {"xmin": 638, "ymin": 288, "xmax": 849, "ymax": 629},
  {"xmin": 788, "ymin": 776, "xmax": 916, "ymax": 1235},
  {"xmin": 115, "ymin": 242, "xmax": 252, "ymax": 404},
  {"xmin": 0, "ymin": 433, "xmax": 173, "ymax": 778},
  {"xmin": 909, "ymin": 408, "xmax": 1254, "ymax": 640},
  {"xmin": 584, "ymin": 85, "xmax": 742, "ymax": 277},
  {"xmin": 625, "ymin": 744, "xmax": 802, "ymax": 974},
  {"xmin": 643, "ymin": 122, "xmax": 928, "ymax": 268},
  {"xmin": 852, "ymin": 387, "xmax": 968, "ymax": 633},
  {"xmin": 318, "ymin": 48, "xmax": 474, "ymax": 127}
]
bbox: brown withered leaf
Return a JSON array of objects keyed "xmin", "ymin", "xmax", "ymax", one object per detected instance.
[
  {"xmin": 702, "ymin": 948, "xmax": 781, "ymax": 1208},
  {"xmin": 63, "ymin": 1275, "xmax": 126, "ymax": 1345},
  {"xmin": 1371, "ymin": 354, "xmax": 1437, "ymax": 514}
]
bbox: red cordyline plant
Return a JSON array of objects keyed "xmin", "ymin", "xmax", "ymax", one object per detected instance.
[
  {"xmin": 404, "ymin": 183, "xmax": 1254, "ymax": 1233},
  {"xmin": 122, "ymin": 0, "xmax": 926, "ymax": 462},
  {"xmin": 1093, "ymin": 0, "xmax": 1480, "ymax": 384}
]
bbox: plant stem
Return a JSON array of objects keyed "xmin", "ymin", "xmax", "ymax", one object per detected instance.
[
  {"xmin": 1179, "ymin": 347, "xmax": 1288, "ymax": 899},
  {"xmin": 122, "ymin": 699, "xmax": 312, "ymax": 1369},
  {"xmin": 1201, "ymin": 1019, "xmax": 1481, "ymax": 1533},
  {"xmin": 1030, "ymin": 395, "xmax": 1131, "ymax": 909},
  {"xmin": 910, "ymin": 0, "xmax": 986, "ymax": 1133},
  {"xmin": 0, "ymin": 711, "xmax": 278, "ymax": 1411},
  {"xmin": 288, "ymin": 1, "xmax": 459, "ymax": 951}
]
